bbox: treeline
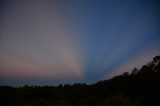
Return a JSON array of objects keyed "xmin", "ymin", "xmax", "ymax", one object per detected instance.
[{"xmin": 0, "ymin": 56, "xmax": 160, "ymax": 106}]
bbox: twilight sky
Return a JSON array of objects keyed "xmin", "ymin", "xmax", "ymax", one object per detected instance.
[{"xmin": 0, "ymin": 0, "xmax": 160, "ymax": 86}]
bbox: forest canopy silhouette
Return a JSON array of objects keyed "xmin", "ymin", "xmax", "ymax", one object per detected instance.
[{"xmin": 0, "ymin": 55, "xmax": 160, "ymax": 106}]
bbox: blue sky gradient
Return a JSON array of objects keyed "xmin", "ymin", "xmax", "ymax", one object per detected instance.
[{"xmin": 0, "ymin": 0, "xmax": 160, "ymax": 86}]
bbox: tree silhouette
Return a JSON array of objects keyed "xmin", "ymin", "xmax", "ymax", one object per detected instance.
[{"xmin": 0, "ymin": 55, "xmax": 160, "ymax": 106}]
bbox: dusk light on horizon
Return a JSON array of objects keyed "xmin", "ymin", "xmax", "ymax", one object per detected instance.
[{"xmin": 0, "ymin": 0, "xmax": 160, "ymax": 86}]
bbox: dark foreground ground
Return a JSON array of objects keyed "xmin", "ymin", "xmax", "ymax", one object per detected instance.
[{"xmin": 0, "ymin": 56, "xmax": 160, "ymax": 106}]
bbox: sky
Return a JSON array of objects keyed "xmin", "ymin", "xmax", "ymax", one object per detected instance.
[{"xmin": 0, "ymin": 0, "xmax": 160, "ymax": 86}]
